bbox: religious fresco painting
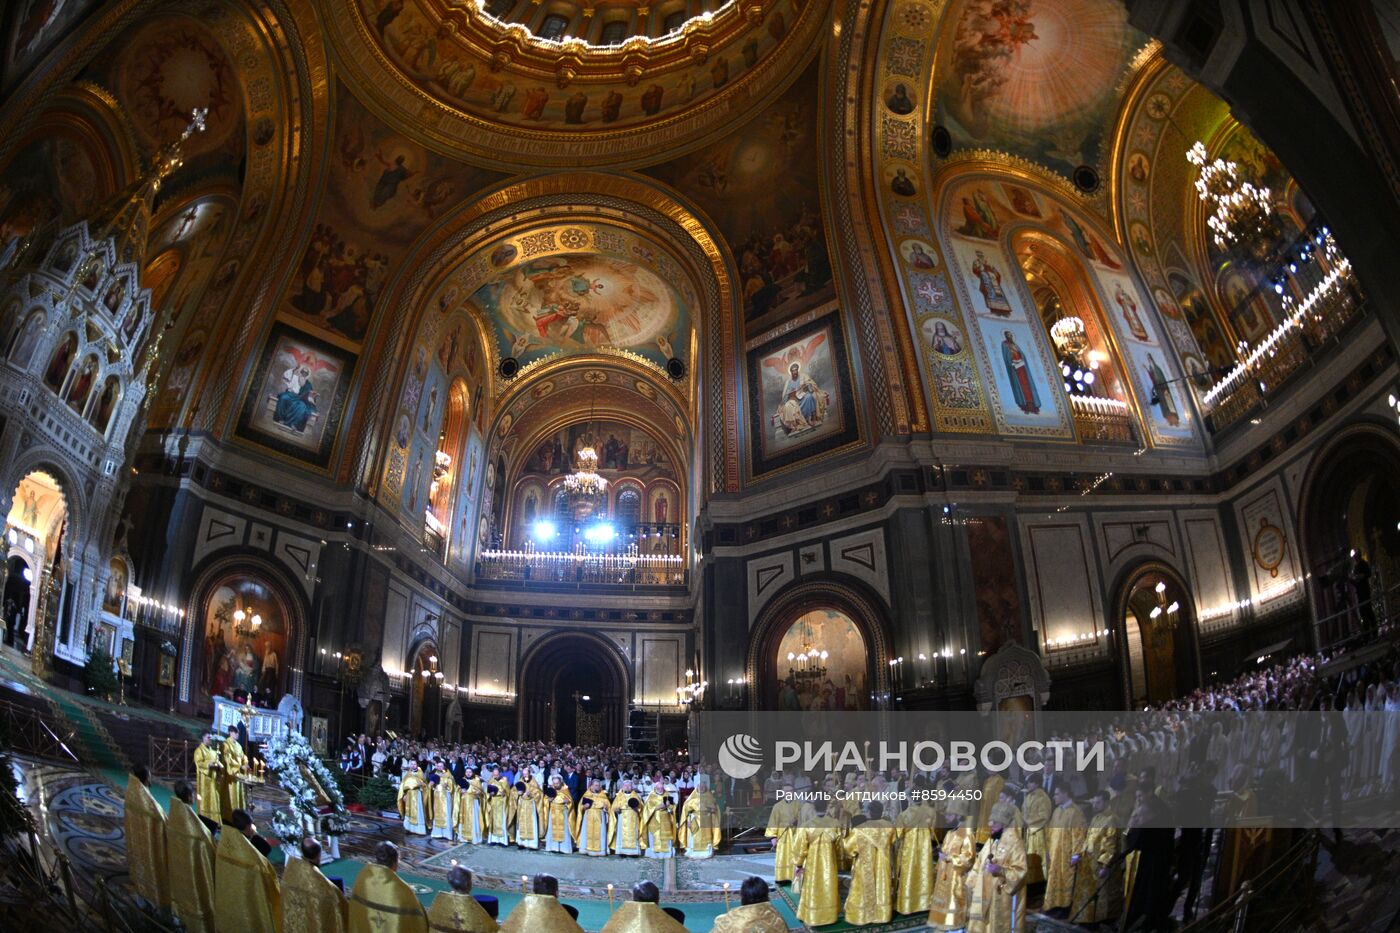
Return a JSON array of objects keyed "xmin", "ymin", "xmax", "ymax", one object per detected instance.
[
  {"xmin": 359, "ymin": 0, "xmax": 798, "ymax": 131},
  {"xmin": 775, "ymin": 609, "xmax": 869, "ymax": 711},
  {"xmin": 236, "ymin": 322, "xmax": 357, "ymax": 468},
  {"xmin": 645, "ymin": 60, "xmax": 834, "ymax": 331},
  {"xmin": 0, "ymin": 132, "xmax": 106, "ymax": 243},
  {"xmin": 199, "ymin": 577, "xmax": 287, "ymax": 705},
  {"xmin": 401, "ymin": 359, "xmax": 447, "ymax": 520},
  {"xmin": 933, "ymin": 0, "xmax": 1148, "ymax": 179},
  {"xmin": 470, "ymin": 251, "xmax": 686, "ymax": 368},
  {"xmin": 4, "ymin": 0, "xmax": 99, "ymax": 88},
  {"xmin": 283, "ymin": 82, "xmax": 503, "ymax": 346},
  {"xmin": 967, "ymin": 516, "xmax": 1023, "ymax": 655},
  {"xmin": 521, "ymin": 419, "xmax": 675, "ymax": 480},
  {"xmin": 448, "ymin": 428, "xmax": 484, "ymax": 570},
  {"xmin": 746, "ymin": 310, "xmax": 860, "ymax": 477}
]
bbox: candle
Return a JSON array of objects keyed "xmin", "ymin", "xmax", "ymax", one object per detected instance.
[
  {"xmin": 607, "ymin": 883, "xmax": 615, "ymax": 911},
  {"xmin": 521, "ymin": 875, "xmax": 529, "ymax": 895},
  {"xmin": 722, "ymin": 881, "xmax": 731, "ymax": 910}
]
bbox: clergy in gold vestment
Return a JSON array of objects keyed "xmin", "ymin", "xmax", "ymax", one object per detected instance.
[
  {"xmin": 790, "ymin": 802, "xmax": 844, "ymax": 927},
  {"xmin": 512, "ymin": 781, "xmax": 542, "ymax": 848},
  {"xmin": 214, "ymin": 825, "xmax": 281, "ymax": 933},
  {"xmin": 677, "ymin": 782, "xmax": 721, "ymax": 859},
  {"xmin": 544, "ymin": 777, "xmax": 574, "ymax": 853},
  {"xmin": 167, "ymin": 796, "xmax": 217, "ymax": 933},
  {"xmin": 764, "ymin": 786, "xmax": 801, "ymax": 882},
  {"xmin": 221, "ymin": 728, "xmax": 248, "ymax": 821},
  {"xmin": 641, "ymin": 784, "xmax": 677, "ymax": 858},
  {"xmin": 1021, "ymin": 784, "xmax": 1052, "ymax": 886},
  {"xmin": 498, "ymin": 888, "xmax": 583, "ymax": 933},
  {"xmin": 573, "ymin": 781, "xmax": 611, "ymax": 856},
  {"xmin": 894, "ymin": 795, "xmax": 937, "ymax": 915},
  {"xmin": 976, "ymin": 773, "xmax": 1005, "ymax": 844},
  {"xmin": 610, "ymin": 781, "xmax": 644, "ymax": 855},
  {"xmin": 485, "ymin": 771, "xmax": 512, "ymax": 845},
  {"xmin": 426, "ymin": 867, "xmax": 498, "ymax": 933},
  {"xmin": 348, "ymin": 850, "xmax": 428, "ymax": 933},
  {"xmin": 398, "ymin": 765, "xmax": 430, "ymax": 836},
  {"xmin": 928, "ymin": 812, "xmax": 976, "ymax": 931},
  {"xmin": 282, "ymin": 856, "xmax": 348, "ymax": 933},
  {"xmin": 194, "ymin": 734, "xmax": 224, "ymax": 825},
  {"xmin": 842, "ymin": 802, "xmax": 897, "ymax": 926},
  {"xmin": 455, "ymin": 770, "xmax": 486, "ymax": 844},
  {"xmin": 1070, "ymin": 791, "xmax": 1123, "ymax": 924},
  {"xmin": 711, "ymin": 902, "xmax": 788, "ymax": 933},
  {"xmin": 430, "ymin": 765, "xmax": 456, "ymax": 840},
  {"xmin": 125, "ymin": 772, "xmax": 171, "ymax": 910},
  {"xmin": 1042, "ymin": 785, "xmax": 1087, "ymax": 911},
  {"xmin": 965, "ymin": 804, "xmax": 1027, "ymax": 933},
  {"xmin": 598, "ymin": 899, "xmax": 688, "ymax": 933}
]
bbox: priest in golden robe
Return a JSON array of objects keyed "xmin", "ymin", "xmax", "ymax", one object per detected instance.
[
  {"xmin": 677, "ymin": 778, "xmax": 721, "ymax": 859},
  {"xmin": 976, "ymin": 772, "xmax": 1006, "ymax": 844},
  {"xmin": 790, "ymin": 799, "xmax": 844, "ymax": 927},
  {"xmin": 499, "ymin": 875, "xmax": 582, "ymax": 933},
  {"xmin": 430, "ymin": 762, "xmax": 456, "ymax": 840},
  {"xmin": 214, "ymin": 820, "xmax": 280, "ymax": 933},
  {"xmin": 928, "ymin": 808, "xmax": 976, "ymax": 931},
  {"xmin": 124, "ymin": 769, "xmax": 171, "ymax": 911},
  {"xmin": 573, "ymin": 779, "xmax": 611, "ymax": 856},
  {"xmin": 610, "ymin": 779, "xmax": 644, "ymax": 856},
  {"xmin": 599, "ymin": 883, "xmax": 687, "ymax": 933},
  {"xmin": 764, "ymin": 781, "xmax": 802, "ymax": 882},
  {"xmin": 348, "ymin": 843, "xmax": 428, "ymax": 933},
  {"xmin": 711, "ymin": 877, "xmax": 789, "ymax": 933},
  {"xmin": 220, "ymin": 726, "xmax": 248, "ymax": 821},
  {"xmin": 641, "ymin": 782, "xmax": 677, "ymax": 858},
  {"xmin": 965, "ymin": 803, "xmax": 1027, "ymax": 933},
  {"xmin": 282, "ymin": 854, "xmax": 348, "ymax": 933},
  {"xmin": 167, "ymin": 787, "xmax": 217, "ymax": 933},
  {"xmin": 894, "ymin": 782, "xmax": 937, "ymax": 915},
  {"xmin": 1043, "ymin": 784, "xmax": 1087, "ymax": 912},
  {"xmin": 543, "ymin": 776, "xmax": 574, "ymax": 853},
  {"xmin": 842, "ymin": 800, "xmax": 897, "ymax": 926},
  {"xmin": 512, "ymin": 780, "xmax": 542, "ymax": 849},
  {"xmin": 398, "ymin": 763, "xmax": 431, "ymax": 836},
  {"xmin": 1021, "ymin": 780, "xmax": 1052, "ymax": 886},
  {"xmin": 1071, "ymin": 789, "xmax": 1123, "ymax": 924},
  {"xmin": 484, "ymin": 768, "xmax": 512, "ymax": 845},
  {"xmin": 455, "ymin": 768, "xmax": 486, "ymax": 844},
  {"xmin": 427, "ymin": 867, "xmax": 498, "ymax": 933},
  {"xmin": 194, "ymin": 733, "xmax": 224, "ymax": 826}
]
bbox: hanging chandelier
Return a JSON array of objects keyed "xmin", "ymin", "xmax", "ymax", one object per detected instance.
[
  {"xmin": 563, "ymin": 388, "xmax": 608, "ymax": 507},
  {"xmin": 1187, "ymin": 141, "xmax": 1281, "ymax": 261},
  {"xmin": 786, "ymin": 618, "xmax": 828, "ymax": 686}
]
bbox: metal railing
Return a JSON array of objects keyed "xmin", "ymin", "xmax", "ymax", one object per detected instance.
[
  {"xmin": 476, "ymin": 548, "xmax": 689, "ymax": 589},
  {"xmin": 1178, "ymin": 830, "xmax": 1321, "ymax": 933},
  {"xmin": 1068, "ymin": 394, "xmax": 1138, "ymax": 443},
  {"xmin": 0, "ymin": 697, "xmax": 79, "ymax": 764},
  {"xmin": 147, "ymin": 737, "xmax": 193, "ymax": 780},
  {"xmin": 1311, "ymin": 579, "xmax": 1400, "ymax": 649}
]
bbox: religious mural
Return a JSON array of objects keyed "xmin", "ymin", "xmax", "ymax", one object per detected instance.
[
  {"xmin": 746, "ymin": 309, "xmax": 860, "ymax": 477},
  {"xmin": 199, "ymin": 577, "xmax": 287, "ymax": 705},
  {"xmin": 236, "ymin": 322, "xmax": 357, "ymax": 468},
  {"xmin": 358, "ymin": 0, "xmax": 799, "ymax": 132},
  {"xmin": 4, "ymin": 0, "xmax": 98, "ymax": 89},
  {"xmin": 933, "ymin": 0, "xmax": 1147, "ymax": 180},
  {"xmin": 0, "ymin": 132, "xmax": 106, "ymax": 243},
  {"xmin": 646, "ymin": 61, "xmax": 834, "ymax": 331},
  {"xmin": 282, "ymin": 82, "xmax": 503, "ymax": 347},
  {"xmin": 400, "ymin": 359, "xmax": 447, "ymax": 519},
  {"xmin": 774, "ymin": 609, "xmax": 869, "ymax": 711}
]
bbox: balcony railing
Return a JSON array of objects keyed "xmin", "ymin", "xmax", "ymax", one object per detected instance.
[
  {"xmin": 1068, "ymin": 394, "xmax": 1137, "ymax": 443},
  {"xmin": 476, "ymin": 545, "xmax": 688, "ymax": 589}
]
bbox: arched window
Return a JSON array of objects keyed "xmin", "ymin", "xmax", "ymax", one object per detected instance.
[
  {"xmin": 426, "ymin": 380, "xmax": 470, "ymax": 556},
  {"xmin": 600, "ymin": 19, "xmax": 629, "ymax": 44},
  {"xmin": 538, "ymin": 13, "xmax": 570, "ymax": 40}
]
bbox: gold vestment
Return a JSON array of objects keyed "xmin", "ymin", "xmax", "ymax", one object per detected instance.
[
  {"xmin": 710, "ymin": 902, "xmax": 788, "ymax": 933},
  {"xmin": 843, "ymin": 818, "xmax": 896, "ymax": 925},
  {"xmin": 640, "ymin": 793, "xmax": 676, "ymax": 856},
  {"xmin": 764, "ymin": 799, "xmax": 801, "ymax": 882},
  {"xmin": 348, "ymin": 864, "xmax": 428, "ymax": 933},
  {"xmin": 485, "ymin": 779, "xmax": 512, "ymax": 841},
  {"xmin": 220, "ymin": 735, "xmax": 248, "ymax": 821},
  {"xmin": 282, "ymin": 858, "xmax": 348, "ymax": 933},
  {"xmin": 124, "ymin": 775, "xmax": 171, "ymax": 910},
  {"xmin": 455, "ymin": 778, "xmax": 486, "ymax": 843},
  {"xmin": 610, "ymin": 791, "xmax": 643, "ymax": 853},
  {"xmin": 1043, "ymin": 802, "xmax": 1087, "ymax": 910},
  {"xmin": 166, "ymin": 798, "xmax": 216, "ymax": 933},
  {"xmin": 214, "ymin": 827, "xmax": 281, "ymax": 933},
  {"xmin": 572, "ymin": 791, "xmax": 611, "ymax": 854},
  {"xmin": 426, "ymin": 891, "xmax": 499, "ymax": 932},
  {"xmin": 677, "ymin": 790, "xmax": 720, "ymax": 856},
  {"xmin": 431, "ymin": 777, "xmax": 456, "ymax": 837},
  {"xmin": 894, "ymin": 804, "xmax": 936, "ymax": 915},
  {"xmin": 498, "ymin": 893, "xmax": 583, "ymax": 933},
  {"xmin": 976, "ymin": 775, "xmax": 1005, "ymax": 844},
  {"xmin": 598, "ymin": 900, "xmax": 687, "ymax": 933},
  {"xmin": 928, "ymin": 825, "xmax": 975, "ymax": 931},
  {"xmin": 966, "ymin": 827, "xmax": 1028, "ymax": 933},
  {"xmin": 194, "ymin": 741, "xmax": 223, "ymax": 824},
  {"xmin": 546, "ymin": 787, "xmax": 573, "ymax": 843},
  {"xmin": 398, "ymin": 772, "xmax": 430, "ymax": 834},
  {"xmin": 1071, "ymin": 810, "xmax": 1123, "ymax": 924},
  {"xmin": 790, "ymin": 815, "xmax": 843, "ymax": 927},
  {"xmin": 1021, "ymin": 786, "xmax": 1052, "ymax": 885}
]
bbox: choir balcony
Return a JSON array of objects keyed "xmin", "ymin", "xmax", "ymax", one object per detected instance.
[{"xmin": 474, "ymin": 529, "xmax": 689, "ymax": 593}]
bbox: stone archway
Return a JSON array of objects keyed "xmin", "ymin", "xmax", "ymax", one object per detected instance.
[
  {"xmin": 407, "ymin": 640, "xmax": 444, "ymax": 740},
  {"xmin": 1113, "ymin": 562, "xmax": 1200, "ymax": 707},
  {"xmin": 518, "ymin": 631, "xmax": 630, "ymax": 747}
]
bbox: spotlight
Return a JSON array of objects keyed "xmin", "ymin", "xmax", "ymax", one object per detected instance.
[
  {"xmin": 21, "ymin": 567, "xmax": 32, "ymax": 583},
  {"xmin": 531, "ymin": 520, "xmax": 557, "ymax": 542},
  {"xmin": 1062, "ymin": 363, "xmax": 1072, "ymax": 377},
  {"xmin": 584, "ymin": 522, "xmax": 616, "ymax": 545},
  {"xmin": 1084, "ymin": 372, "xmax": 1095, "ymax": 385}
]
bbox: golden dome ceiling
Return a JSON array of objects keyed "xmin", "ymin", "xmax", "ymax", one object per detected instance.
[{"xmin": 330, "ymin": 0, "xmax": 830, "ymax": 169}]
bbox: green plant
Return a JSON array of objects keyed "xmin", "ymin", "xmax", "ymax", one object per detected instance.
[
  {"xmin": 84, "ymin": 646, "xmax": 118, "ymax": 697},
  {"xmin": 356, "ymin": 774, "xmax": 398, "ymax": 811}
]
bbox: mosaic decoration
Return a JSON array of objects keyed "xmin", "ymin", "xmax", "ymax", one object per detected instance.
[{"xmin": 932, "ymin": 0, "xmax": 1149, "ymax": 181}]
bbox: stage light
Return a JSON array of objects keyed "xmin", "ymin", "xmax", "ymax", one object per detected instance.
[
  {"xmin": 531, "ymin": 519, "xmax": 557, "ymax": 542},
  {"xmin": 1084, "ymin": 372, "xmax": 1095, "ymax": 385},
  {"xmin": 584, "ymin": 522, "xmax": 616, "ymax": 545}
]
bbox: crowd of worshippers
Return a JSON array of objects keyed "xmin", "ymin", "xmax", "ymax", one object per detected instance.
[{"xmin": 122, "ymin": 761, "xmax": 784, "ymax": 932}]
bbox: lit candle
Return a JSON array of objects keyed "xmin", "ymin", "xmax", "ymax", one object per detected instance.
[
  {"xmin": 722, "ymin": 881, "xmax": 731, "ymax": 910},
  {"xmin": 607, "ymin": 883, "xmax": 615, "ymax": 911},
  {"xmin": 521, "ymin": 875, "xmax": 529, "ymax": 895}
]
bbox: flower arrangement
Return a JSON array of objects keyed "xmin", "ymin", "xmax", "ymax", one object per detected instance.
[
  {"xmin": 264, "ymin": 730, "xmax": 350, "ymax": 836},
  {"xmin": 270, "ymin": 807, "xmax": 304, "ymax": 844}
]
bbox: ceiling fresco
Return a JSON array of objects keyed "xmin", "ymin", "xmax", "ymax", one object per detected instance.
[{"xmin": 933, "ymin": 0, "xmax": 1150, "ymax": 181}]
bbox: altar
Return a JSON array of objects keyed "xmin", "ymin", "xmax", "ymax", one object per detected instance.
[{"xmin": 212, "ymin": 693, "xmax": 304, "ymax": 746}]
